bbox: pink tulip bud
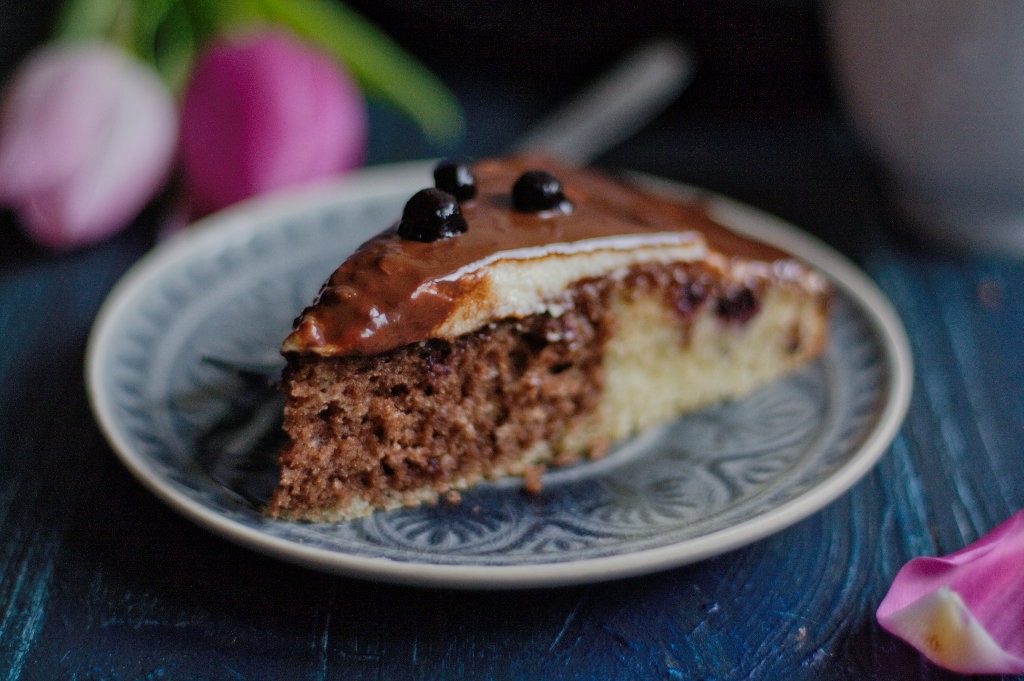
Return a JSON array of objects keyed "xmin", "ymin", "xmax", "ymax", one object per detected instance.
[
  {"xmin": 179, "ymin": 31, "xmax": 367, "ymax": 216},
  {"xmin": 878, "ymin": 510, "xmax": 1024, "ymax": 674},
  {"xmin": 0, "ymin": 42, "xmax": 177, "ymax": 248}
]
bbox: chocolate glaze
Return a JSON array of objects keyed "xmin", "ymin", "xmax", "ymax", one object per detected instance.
[{"xmin": 283, "ymin": 157, "xmax": 796, "ymax": 357}]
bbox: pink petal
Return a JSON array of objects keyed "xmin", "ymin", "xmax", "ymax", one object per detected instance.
[
  {"xmin": 878, "ymin": 510, "xmax": 1024, "ymax": 674},
  {"xmin": 179, "ymin": 30, "xmax": 367, "ymax": 216},
  {"xmin": 0, "ymin": 43, "xmax": 177, "ymax": 248}
]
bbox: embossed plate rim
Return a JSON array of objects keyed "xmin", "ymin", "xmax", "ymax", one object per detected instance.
[{"xmin": 86, "ymin": 160, "xmax": 913, "ymax": 589}]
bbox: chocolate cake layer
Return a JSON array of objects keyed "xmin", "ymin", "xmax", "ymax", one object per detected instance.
[{"xmin": 269, "ymin": 273, "xmax": 612, "ymax": 519}]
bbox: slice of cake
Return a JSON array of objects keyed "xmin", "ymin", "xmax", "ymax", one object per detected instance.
[{"xmin": 267, "ymin": 157, "xmax": 831, "ymax": 521}]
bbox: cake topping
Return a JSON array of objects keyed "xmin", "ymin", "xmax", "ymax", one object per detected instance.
[
  {"xmin": 433, "ymin": 160, "xmax": 477, "ymax": 201},
  {"xmin": 512, "ymin": 170, "xmax": 572, "ymax": 213},
  {"xmin": 283, "ymin": 157, "xmax": 819, "ymax": 357},
  {"xmin": 397, "ymin": 188, "xmax": 468, "ymax": 242}
]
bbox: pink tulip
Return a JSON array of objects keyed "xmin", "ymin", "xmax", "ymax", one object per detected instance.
[
  {"xmin": 179, "ymin": 31, "xmax": 367, "ymax": 216},
  {"xmin": 878, "ymin": 510, "xmax": 1024, "ymax": 674},
  {"xmin": 0, "ymin": 42, "xmax": 177, "ymax": 248}
]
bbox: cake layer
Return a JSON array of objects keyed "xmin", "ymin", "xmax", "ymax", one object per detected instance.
[{"xmin": 268, "ymin": 260, "xmax": 829, "ymax": 521}]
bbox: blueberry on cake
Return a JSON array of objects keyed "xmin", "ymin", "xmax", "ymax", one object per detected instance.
[{"xmin": 267, "ymin": 157, "xmax": 831, "ymax": 521}]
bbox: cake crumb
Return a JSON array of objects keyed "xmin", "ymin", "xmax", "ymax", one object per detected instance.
[
  {"xmin": 444, "ymin": 490, "xmax": 462, "ymax": 505},
  {"xmin": 522, "ymin": 465, "xmax": 545, "ymax": 495}
]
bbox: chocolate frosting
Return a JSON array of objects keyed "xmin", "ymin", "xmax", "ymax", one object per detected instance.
[{"xmin": 283, "ymin": 157, "xmax": 793, "ymax": 357}]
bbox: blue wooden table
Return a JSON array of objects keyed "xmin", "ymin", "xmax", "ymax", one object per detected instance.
[{"xmin": 3, "ymin": 4, "xmax": 1024, "ymax": 679}]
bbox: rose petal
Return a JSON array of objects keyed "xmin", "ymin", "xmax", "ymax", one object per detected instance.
[
  {"xmin": 179, "ymin": 30, "xmax": 367, "ymax": 215},
  {"xmin": 0, "ymin": 42, "xmax": 177, "ymax": 248},
  {"xmin": 878, "ymin": 510, "xmax": 1024, "ymax": 674}
]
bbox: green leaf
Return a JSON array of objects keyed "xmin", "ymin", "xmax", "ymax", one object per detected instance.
[
  {"xmin": 249, "ymin": 0, "xmax": 464, "ymax": 147},
  {"xmin": 179, "ymin": 0, "xmax": 267, "ymax": 45},
  {"xmin": 53, "ymin": 0, "xmax": 125, "ymax": 41},
  {"xmin": 53, "ymin": 0, "xmax": 136, "ymax": 48},
  {"xmin": 125, "ymin": 0, "xmax": 177, "ymax": 61},
  {"xmin": 149, "ymin": 0, "xmax": 199, "ymax": 91}
]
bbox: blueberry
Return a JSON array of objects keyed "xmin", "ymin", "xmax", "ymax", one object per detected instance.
[
  {"xmin": 512, "ymin": 170, "xmax": 571, "ymax": 212},
  {"xmin": 674, "ymin": 279, "xmax": 709, "ymax": 318},
  {"xmin": 397, "ymin": 188, "xmax": 468, "ymax": 242},
  {"xmin": 716, "ymin": 285, "xmax": 759, "ymax": 324},
  {"xmin": 433, "ymin": 160, "xmax": 476, "ymax": 201}
]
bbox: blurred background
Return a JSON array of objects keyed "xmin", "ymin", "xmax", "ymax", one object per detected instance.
[
  {"xmin": 0, "ymin": 0, "xmax": 847, "ymax": 254},
  {"xmin": 333, "ymin": 0, "xmax": 836, "ymax": 181}
]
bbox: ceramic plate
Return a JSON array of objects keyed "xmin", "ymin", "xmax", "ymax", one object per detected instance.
[{"xmin": 86, "ymin": 161, "xmax": 912, "ymax": 589}]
